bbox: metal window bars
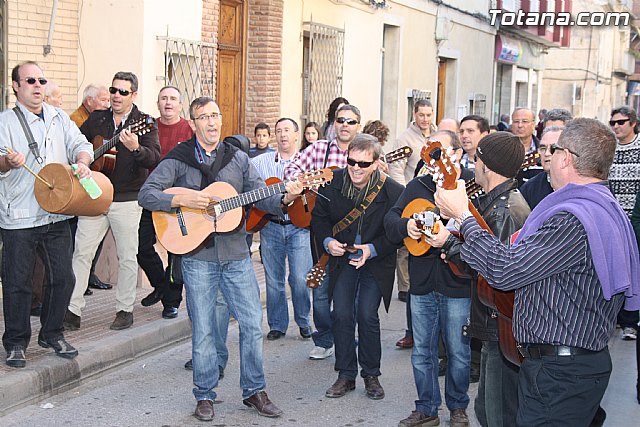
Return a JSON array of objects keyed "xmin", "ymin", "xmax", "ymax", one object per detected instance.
[{"xmin": 158, "ymin": 36, "xmax": 217, "ymax": 118}]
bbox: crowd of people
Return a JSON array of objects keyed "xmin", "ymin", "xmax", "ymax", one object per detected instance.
[{"xmin": 0, "ymin": 60, "xmax": 639, "ymax": 426}]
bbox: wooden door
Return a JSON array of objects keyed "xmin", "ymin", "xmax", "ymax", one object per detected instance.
[
  {"xmin": 217, "ymin": 0, "xmax": 246, "ymax": 137},
  {"xmin": 436, "ymin": 59, "xmax": 446, "ymax": 124}
]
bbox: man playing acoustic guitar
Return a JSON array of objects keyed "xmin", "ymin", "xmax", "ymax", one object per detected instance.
[
  {"xmin": 430, "ymin": 132, "xmax": 529, "ymax": 427},
  {"xmin": 139, "ymin": 97, "xmax": 303, "ymax": 421}
]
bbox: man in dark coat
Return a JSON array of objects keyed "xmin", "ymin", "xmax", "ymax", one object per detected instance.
[{"xmin": 311, "ymin": 133, "xmax": 403, "ymax": 401}]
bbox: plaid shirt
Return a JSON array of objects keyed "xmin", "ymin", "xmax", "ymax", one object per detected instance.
[{"xmin": 283, "ymin": 139, "xmax": 348, "ymax": 180}]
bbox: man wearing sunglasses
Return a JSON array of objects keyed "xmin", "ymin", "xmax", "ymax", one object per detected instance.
[
  {"xmin": 434, "ymin": 118, "xmax": 640, "ymax": 427},
  {"xmin": 385, "ymin": 129, "xmax": 474, "ymax": 427},
  {"xmin": 65, "ymin": 71, "xmax": 160, "ymax": 332},
  {"xmin": 609, "ymin": 106, "xmax": 640, "ymax": 342},
  {"xmin": 284, "ymin": 104, "xmax": 362, "ymax": 361},
  {"xmin": 312, "ymin": 133, "xmax": 403, "ymax": 401},
  {"xmin": 0, "ymin": 61, "xmax": 93, "ymax": 368}
]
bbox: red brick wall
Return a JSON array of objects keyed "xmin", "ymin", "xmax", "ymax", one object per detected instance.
[
  {"xmin": 201, "ymin": 0, "xmax": 219, "ymax": 98},
  {"xmin": 245, "ymin": 0, "xmax": 283, "ymax": 137}
]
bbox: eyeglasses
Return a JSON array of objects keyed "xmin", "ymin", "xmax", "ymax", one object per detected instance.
[
  {"xmin": 512, "ymin": 119, "xmax": 532, "ymax": 125},
  {"xmin": 19, "ymin": 77, "xmax": 48, "ymax": 85},
  {"xmin": 194, "ymin": 112, "xmax": 222, "ymax": 122},
  {"xmin": 346, "ymin": 157, "xmax": 374, "ymax": 168},
  {"xmin": 109, "ymin": 86, "xmax": 132, "ymax": 96},
  {"xmin": 335, "ymin": 117, "xmax": 359, "ymax": 126},
  {"xmin": 549, "ymin": 143, "xmax": 580, "ymax": 157},
  {"xmin": 609, "ymin": 118, "xmax": 630, "ymax": 127}
]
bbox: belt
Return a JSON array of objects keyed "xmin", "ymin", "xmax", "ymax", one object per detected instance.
[
  {"xmin": 517, "ymin": 344, "xmax": 597, "ymax": 359},
  {"xmin": 269, "ymin": 218, "xmax": 292, "ymax": 226}
]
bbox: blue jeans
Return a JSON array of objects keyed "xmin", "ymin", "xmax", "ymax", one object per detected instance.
[
  {"xmin": 475, "ymin": 341, "xmax": 519, "ymax": 427},
  {"xmin": 410, "ymin": 292, "xmax": 471, "ymax": 416},
  {"xmin": 182, "ymin": 256, "xmax": 265, "ymax": 401},
  {"xmin": 260, "ymin": 222, "xmax": 311, "ymax": 332},
  {"xmin": 311, "ymin": 273, "xmax": 334, "ymax": 348},
  {"xmin": 1, "ymin": 221, "xmax": 75, "ymax": 350},
  {"xmin": 332, "ymin": 266, "xmax": 382, "ymax": 379}
]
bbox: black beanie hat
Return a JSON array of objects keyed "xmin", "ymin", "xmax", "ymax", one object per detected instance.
[{"xmin": 476, "ymin": 131, "xmax": 525, "ymax": 179}]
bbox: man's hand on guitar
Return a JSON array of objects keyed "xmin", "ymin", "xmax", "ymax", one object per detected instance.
[
  {"xmin": 327, "ymin": 239, "xmax": 347, "ymax": 257},
  {"xmin": 407, "ymin": 218, "xmax": 423, "ymax": 240},
  {"xmin": 120, "ymin": 128, "xmax": 140, "ymax": 152},
  {"xmin": 283, "ymin": 180, "xmax": 303, "ymax": 204},
  {"xmin": 348, "ymin": 244, "xmax": 371, "ymax": 269},
  {"xmin": 172, "ymin": 191, "xmax": 211, "ymax": 210},
  {"xmin": 435, "ymin": 179, "xmax": 469, "ymax": 220},
  {"xmin": 376, "ymin": 159, "xmax": 389, "ymax": 175},
  {"xmin": 427, "ymin": 220, "xmax": 450, "ymax": 248}
]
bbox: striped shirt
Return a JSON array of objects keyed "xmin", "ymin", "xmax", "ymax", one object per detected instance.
[
  {"xmin": 251, "ymin": 151, "xmax": 290, "ymax": 220},
  {"xmin": 283, "ymin": 139, "xmax": 347, "ymax": 180},
  {"xmin": 458, "ymin": 212, "xmax": 624, "ymax": 351}
]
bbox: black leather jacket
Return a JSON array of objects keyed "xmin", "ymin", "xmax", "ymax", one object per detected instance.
[{"xmin": 442, "ymin": 179, "xmax": 530, "ymax": 341}]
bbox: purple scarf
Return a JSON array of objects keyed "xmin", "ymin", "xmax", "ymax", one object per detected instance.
[{"xmin": 514, "ymin": 183, "xmax": 640, "ymax": 310}]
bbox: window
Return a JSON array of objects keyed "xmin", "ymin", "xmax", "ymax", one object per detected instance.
[{"xmin": 302, "ymin": 22, "xmax": 345, "ymax": 126}]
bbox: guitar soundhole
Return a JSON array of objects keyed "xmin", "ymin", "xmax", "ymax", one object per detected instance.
[{"xmin": 203, "ymin": 201, "xmax": 223, "ymax": 222}]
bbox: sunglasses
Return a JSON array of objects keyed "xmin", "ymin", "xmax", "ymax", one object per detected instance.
[
  {"xmin": 20, "ymin": 77, "xmax": 48, "ymax": 85},
  {"xmin": 335, "ymin": 117, "xmax": 359, "ymax": 126},
  {"xmin": 549, "ymin": 143, "xmax": 580, "ymax": 157},
  {"xmin": 609, "ymin": 118, "xmax": 630, "ymax": 127},
  {"xmin": 109, "ymin": 86, "xmax": 132, "ymax": 96},
  {"xmin": 347, "ymin": 157, "xmax": 374, "ymax": 168}
]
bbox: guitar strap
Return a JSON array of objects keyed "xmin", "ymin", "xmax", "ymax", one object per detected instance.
[
  {"xmin": 332, "ymin": 173, "xmax": 387, "ymax": 236},
  {"xmin": 13, "ymin": 107, "xmax": 44, "ymax": 165}
]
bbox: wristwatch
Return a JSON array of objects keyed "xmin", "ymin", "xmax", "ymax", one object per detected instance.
[{"xmin": 455, "ymin": 210, "xmax": 474, "ymax": 230}]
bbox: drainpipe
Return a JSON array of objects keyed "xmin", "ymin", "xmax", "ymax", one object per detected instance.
[{"xmin": 43, "ymin": 0, "xmax": 58, "ymax": 56}]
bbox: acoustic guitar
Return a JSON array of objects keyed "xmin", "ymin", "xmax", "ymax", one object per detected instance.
[
  {"xmin": 250, "ymin": 145, "xmax": 414, "ymax": 233},
  {"xmin": 245, "ymin": 168, "xmax": 334, "ymax": 233},
  {"xmin": 90, "ymin": 115, "xmax": 156, "ymax": 176},
  {"xmin": 153, "ymin": 168, "xmax": 333, "ymax": 254},
  {"xmin": 417, "ymin": 140, "xmax": 523, "ymax": 366}
]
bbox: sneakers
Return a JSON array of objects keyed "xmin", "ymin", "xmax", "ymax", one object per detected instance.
[
  {"xmin": 110, "ymin": 311, "xmax": 133, "ymax": 330},
  {"xmin": 622, "ymin": 327, "xmax": 637, "ymax": 340},
  {"xmin": 63, "ymin": 310, "xmax": 81, "ymax": 331},
  {"xmin": 6, "ymin": 346, "xmax": 26, "ymax": 368},
  {"xmin": 38, "ymin": 335, "xmax": 78, "ymax": 359},
  {"xmin": 398, "ymin": 411, "xmax": 440, "ymax": 427},
  {"xmin": 299, "ymin": 326, "xmax": 312, "ymax": 339},
  {"xmin": 309, "ymin": 345, "xmax": 334, "ymax": 359},
  {"xmin": 449, "ymin": 408, "xmax": 469, "ymax": 427}
]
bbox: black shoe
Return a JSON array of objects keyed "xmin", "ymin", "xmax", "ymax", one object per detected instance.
[
  {"xmin": 398, "ymin": 291, "xmax": 408, "ymax": 302},
  {"xmin": 63, "ymin": 310, "xmax": 81, "ymax": 331},
  {"xmin": 266, "ymin": 330, "xmax": 285, "ymax": 340},
  {"xmin": 470, "ymin": 366, "xmax": 480, "ymax": 383},
  {"xmin": 84, "ymin": 288, "xmax": 93, "ymax": 296},
  {"xmin": 363, "ymin": 376, "xmax": 385, "ymax": 400},
  {"xmin": 299, "ymin": 326, "xmax": 312, "ymax": 339},
  {"xmin": 162, "ymin": 307, "xmax": 178, "ymax": 319},
  {"xmin": 88, "ymin": 276, "xmax": 112, "ymax": 290},
  {"xmin": 30, "ymin": 304, "xmax": 42, "ymax": 317},
  {"xmin": 141, "ymin": 288, "xmax": 165, "ymax": 307},
  {"xmin": 185, "ymin": 359, "xmax": 193, "ymax": 370},
  {"xmin": 110, "ymin": 310, "xmax": 133, "ymax": 330},
  {"xmin": 38, "ymin": 335, "xmax": 78, "ymax": 359},
  {"xmin": 6, "ymin": 346, "xmax": 26, "ymax": 368},
  {"xmin": 438, "ymin": 359, "xmax": 446, "ymax": 377}
]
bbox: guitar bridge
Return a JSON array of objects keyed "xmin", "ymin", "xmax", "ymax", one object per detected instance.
[{"xmin": 413, "ymin": 210, "xmax": 440, "ymax": 238}]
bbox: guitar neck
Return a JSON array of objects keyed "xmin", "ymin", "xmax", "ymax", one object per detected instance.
[
  {"xmin": 94, "ymin": 132, "xmax": 120, "ymax": 159},
  {"xmin": 214, "ymin": 182, "xmax": 287, "ymax": 213}
]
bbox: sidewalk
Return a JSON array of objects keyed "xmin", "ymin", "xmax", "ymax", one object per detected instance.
[{"xmin": 0, "ymin": 248, "xmax": 264, "ymax": 416}]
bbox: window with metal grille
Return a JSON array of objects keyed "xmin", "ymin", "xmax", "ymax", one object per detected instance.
[
  {"xmin": 469, "ymin": 93, "xmax": 487, "ymax": 116},
  {"xmin": 158, "ymin": 36, "xmax": 216, "ymax": 117},
  {"xmin": 302, "ymin": 22, "xmax": 345, "ymax": 126},
  {"xmin": 407, "ymin": 89, "xmax": 432, "ymax": 124}
]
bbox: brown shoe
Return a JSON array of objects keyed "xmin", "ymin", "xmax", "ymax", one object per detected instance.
[
  {"xmin": 398, "ymin": 411, "xmax": 440, "ymax": 427},
  {"xmin": 450, "ymin": 408, "xmax": 469, "ymax": 427},
  {"xmin": 396, "ymin": 335, "xmax": 414, "ymax": 349},
  {"xmin": 242, "ymin": 390, "xmax": 283, "ymax": 418},
  {"xmin": 63, "ymin": 310, "xmax": 81, "ymax": 331},
  {"xmin": 194, "ymin": 399, "xmax": 214, "ymax": 421},
  {"xmin": 110, "ymin": 311, "xmax": 133, "ymax": 330},
  {"xmin": 363, "ymin": 376, "xmax": 385, "ymax": 400},
  {"xmin": 325, "ymin": 378, "xmax": 356, "ymax": 398}
]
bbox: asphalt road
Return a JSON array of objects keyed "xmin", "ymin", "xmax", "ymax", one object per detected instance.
[{"xmin": 1, "ymin": 297, "xmax": 638, "ymax": 427}]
